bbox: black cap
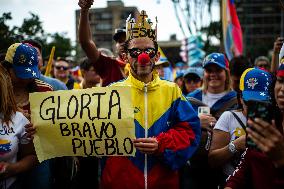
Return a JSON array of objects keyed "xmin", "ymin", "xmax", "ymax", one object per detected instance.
[{"xmin": 113, "ymin": 28, "xmax": 126, "ymax": 42}]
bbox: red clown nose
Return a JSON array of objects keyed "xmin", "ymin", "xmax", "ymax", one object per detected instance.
[{"xmin": 138, "ymin": 53, "xmax": 150, "ymax": 65}]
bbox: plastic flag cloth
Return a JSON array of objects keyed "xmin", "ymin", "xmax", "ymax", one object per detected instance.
[{"xmin": 44, "ymin": 46, "xmax": 55, "ymax": 77}]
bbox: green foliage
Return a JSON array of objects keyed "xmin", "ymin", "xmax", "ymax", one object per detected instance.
[
  {"xmin": 44, "ymin": 32, "xmax": 74, "ymax": 59},
  {"xmin": 200, "ymin": 21, "xmax": 222, "ymax": 54},
  {"xmin": 0, "ymin": 12, "xmax": 73, "ymax": 59}
]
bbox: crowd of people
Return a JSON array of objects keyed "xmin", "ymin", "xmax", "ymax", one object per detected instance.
[{"xmin": 0, "ymin": 0, "xmax": 284, "ymax": 188}]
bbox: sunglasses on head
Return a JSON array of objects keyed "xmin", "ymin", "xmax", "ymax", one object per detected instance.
[
  {"xmin": 127, "ymin": 48, "xmax": 157, "ymax": 58},
  {"xmin": 55, "ymin": 66, "xmax": 68, "ymax": 71}
]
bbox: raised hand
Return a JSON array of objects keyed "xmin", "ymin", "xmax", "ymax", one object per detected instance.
[
  {"xmin": 78, "ymin": 0, "xmax": 94, "ymax": 9},
  {"xmin": 247, "ymin": 119, "xmax": 284, "ymax": 167}
]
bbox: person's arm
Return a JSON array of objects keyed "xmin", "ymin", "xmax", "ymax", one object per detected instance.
[
  {"xmin": 0, "ymin": 142, "xmax": 37, "ymax": 179},
  {"xmin": 271, "ymin": 37, "xmax": 284, "ymax": 73},
  {"xmin": 247, "ymin": 119, "xmax": 284, "ymax": 167},
  {"xmin": 209, "ymin": 112, "xmax": 245, "ymax": 168},
  {"xmin": 154, "ymin": 92, "xmax": 201, "ymax": 170},
  {"xmin": 209, "ymin": 130, "xmax": 245, "ymax": 168},
  {"xmin": 78, "ymin": 0, "xmax": 100, "ymax": 63}
]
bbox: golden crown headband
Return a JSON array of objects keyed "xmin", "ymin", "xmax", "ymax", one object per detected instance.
[{"xmin": 126, "ymin": 10, "xmax": 158, "ymax": 41}]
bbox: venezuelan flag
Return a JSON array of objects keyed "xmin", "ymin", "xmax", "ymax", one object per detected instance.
[
  {"xmin": 0, "ymin": 139, "xmax": 11, "ymax": 155},
  {"xmin": 222, "ymin": 0, "xmax": 243, "ymax": 60}
]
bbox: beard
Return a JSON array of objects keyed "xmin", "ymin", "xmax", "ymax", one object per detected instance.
[{"xmin": 130, "ymin": 60, "xmax": 155, "ymax": 76}]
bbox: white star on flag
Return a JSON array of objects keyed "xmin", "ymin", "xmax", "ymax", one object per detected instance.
[
  {"xmin": 28, "ymin": 60, "xmax": 32, "ymax": 65},
  {"xmin": 266, "ymin": 82, "xmax": 269, "ymax": 86},
  {"xmin": 264, "ymin": 86, "xmax": 268, "ymax": 91},
  {"xmin": 32, "ymin": 71, "xmax": 37, "ymax": 77},
  {"xmin": 260, "ymin": 92, "xmax": 266, "ymax": 96},
  {"xmin": 31, "ymin": 56, "xmax": 34, "ymax": 60},
  {"xmin": 26, "ymin": 68, "xmax": 31, "ymax": 72}
]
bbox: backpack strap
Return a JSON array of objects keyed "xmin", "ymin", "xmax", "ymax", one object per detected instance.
[
  {"xmin": 212, "ymin": 97, "xmax": 238, "ymax": 118},
  {"xmin": 230, "ymin": 111, "xmax": 247, "ymax": 132},
  {"xmin": 186, "ymin": 97, "xmax": 207, "ymax": 107}
]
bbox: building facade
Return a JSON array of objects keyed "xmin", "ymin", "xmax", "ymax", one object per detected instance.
[{"xmin": 235, "ymin": 0, "xmax": 284, "ymax": 58}]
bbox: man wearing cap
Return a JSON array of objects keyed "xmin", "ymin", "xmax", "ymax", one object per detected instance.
[
  {"xmin": 1, "ymin": 43, "xmax": 53, "ymax": 189},
  {"xmin": 78, "ymin": 0, "xmax": 128, "ymax": 86},
  {"xmin": 93, "ymin": 9, "xmax": 201, "ymax": 189},
  {"xmin": 154, "ymin": 57, "xmax": 169, "ymax": 79}
]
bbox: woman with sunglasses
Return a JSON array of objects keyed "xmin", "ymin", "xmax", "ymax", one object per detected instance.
[
  {"xmin": 225, "ymin": 65, "xmax": 284, "ymax": 189},
  {"xmin": 0, "ymin": 61, "xmax": 37, "ymax": 189}
]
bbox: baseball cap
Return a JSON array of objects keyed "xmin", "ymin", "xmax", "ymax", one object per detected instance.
[
  {"xmin": 183, "ymin": 67, "xmax": 204, "ymax": 79},
  {"xmin": 5, "ymin": 43, "xmax": 40, "ymax": 79},
  {"xmin": 203, "ymin": 53, "xmax": 229, "ymax": 70},
  {"xmin": 276, "ymin": 63, "xmax": 284, "ymax": 77},
  {"xmin": 175, "ymin": 62, "xmax": 186, "ymax": 68},
  {"xmin": 240, "ymin": 68, "xmax": 272, "ymax": 102},
  {"xmin": 113, "ymin": 27, "xmax": 126, "ymax": 42},
  {"xmin": 155, "ymin": 57, "xmax": 170, "ymax": 67}
]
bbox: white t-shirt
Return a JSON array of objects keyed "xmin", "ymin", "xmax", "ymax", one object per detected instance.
[
  {"xmin": 202, "ymin": 92, "xmax": 227, "ymax": 108},
  {"xmin": 213, "ymin": 110, "xmax": 246, "ymax": 176},
  {"xmin": 0, "ymin": 112, "xmax": 30, "ymax": 188}
]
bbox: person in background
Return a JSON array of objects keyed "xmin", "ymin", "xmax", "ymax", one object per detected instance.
[
  {"xmin": 22, "ymin": 39, "xmax": 68, "ymax": 91},
  {"xmin": 174, "ymin": 72, "xmax": 184, "ymax": 89},
  {"xmin": 225, "ymin": 65, "xmax": 284, "ymax": 189},
  {"xmin": 271, "ymin": 37, "xmax": 284, "ymax": 73},
  {"xmin": 209, "ymin": 68, "xmax": 272, "ymax": 188},
  {"xmin": 154, "ymin": 58, "xmax": 170, "ymax": 79},
  {"xmin": 254, "ymin": 56, "xmax": 270, "ymax": 71},
  {"xmin": 1, "ymin": 43, "xmax": 53, "ymax": 189},
  {"xmin": 78, "ymin": 57, "xmax": 101, "ymax": 89},
  {"xmin": 78, "ymin": 0, "xmax": 129, "ymax": 86},
  {"xmin": 229, "ymin": 56, "xmax": 251, "ymax": 109},
  {"xmin": 0, "ymin": 64, "xmax": 37, "ymax": 189},
  {"xmin": 182, "ymin": 67, "xmax": 203, "ymax": 95},
  {"xmin": 53, "ymin": 57, "xmax": 80, "ymax": 90},
  {"xmin": 185, "ymin": 53, "xmax": 238, "ymax": 189}
]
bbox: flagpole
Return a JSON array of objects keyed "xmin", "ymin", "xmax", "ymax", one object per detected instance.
[{"xmin": 44, "ymin": 46, "xmax": 56, "ymax": 77}]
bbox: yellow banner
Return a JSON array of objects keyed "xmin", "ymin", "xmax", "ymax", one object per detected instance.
[{"xmin": 30, "ymin": 87, "xmax": 135, "ymax": 162}]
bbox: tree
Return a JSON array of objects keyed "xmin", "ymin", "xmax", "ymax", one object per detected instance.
[
  {"xmin": 200, "ymin": 21, "xmax": 222, "ymax": 53},
  {"xmin": 0, "ymin": 12, "xmax": 73, "ymax": 61},
  {"xmin": 0, "ymin": 12, "xmax": 18, "ymax": 54},
  {"xmin": 44, "ymin": 32, "xmax": 74, "ymax": 59}
]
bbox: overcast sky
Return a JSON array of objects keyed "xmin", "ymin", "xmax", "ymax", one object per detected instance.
[{"xmin": 0, "ymin": 0, "xmax": 219, "ymax": 44}]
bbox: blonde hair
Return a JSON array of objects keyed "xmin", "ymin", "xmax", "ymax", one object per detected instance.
[
  {"xmin": 0, "ymin": 64, "xmax": 17, "ymax": 125},
  {"xmin": 202, "ymin": 68, "xmax": 232, "ymax": 93}
]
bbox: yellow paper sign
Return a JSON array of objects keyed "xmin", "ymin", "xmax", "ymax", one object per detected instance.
[{"xmin": 30, "ymin": 87, "xmax": 135, "ymax": 162}]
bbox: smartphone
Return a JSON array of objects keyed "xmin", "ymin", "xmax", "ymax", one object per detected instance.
[
  {"xmin": 198, "ymin": 106, "xmax": 210, "ymax": 116},
  {"xmin": 246, "ymin": 100, "xmax": 273, "ymax": 149}
]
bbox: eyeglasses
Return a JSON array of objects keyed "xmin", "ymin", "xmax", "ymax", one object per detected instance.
[
  {"xmin": 127, "ymin": 48, "xmax": 157, "ymax": 58},
  {"xmin": 55, "ymin": 66, "xmax": 68, "ymax": 71}
]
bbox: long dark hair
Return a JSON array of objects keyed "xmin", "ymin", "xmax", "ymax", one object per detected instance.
[{"xmin": 0, "ymin": 64, "xmax": 17, "ymax": 125}]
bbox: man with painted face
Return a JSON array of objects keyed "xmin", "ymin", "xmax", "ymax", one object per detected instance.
[
  {"xmin": 78, "ymin": 0, "xmax": 128, "ymax": 86},
  {"xmin": 99, "ymin": 10, "xmax": 201, "ymax": 189}
]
